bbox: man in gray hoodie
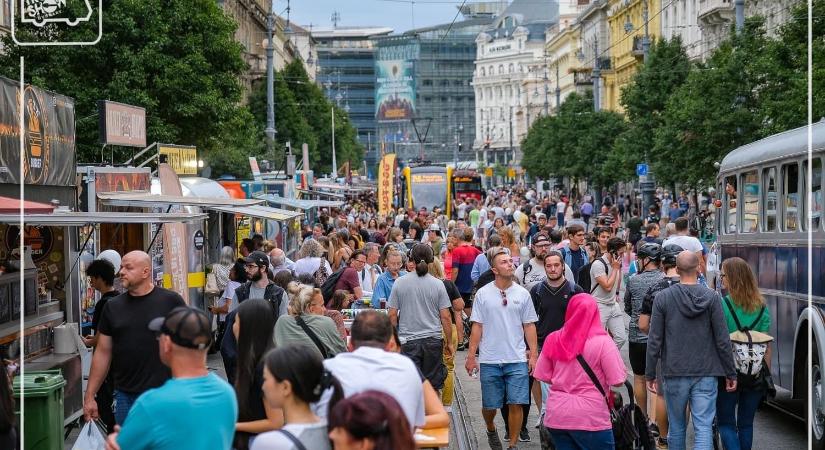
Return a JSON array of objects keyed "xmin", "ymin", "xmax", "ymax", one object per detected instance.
[{"xmin": 645, "ymin": 251, "xmax": 737, "ymax": 450}]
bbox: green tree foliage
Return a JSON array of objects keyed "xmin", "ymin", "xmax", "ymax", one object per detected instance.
[
  {"xmin": 521, "ymin": 91, "xmax": 627, "ymax": 187},
  {"xmin": 248, "ymin": 61, "xmax": 363, "ymax": 175},
  {"xmin": 0, "ymin": 0, "xmax": 254, "ymax": 171}
]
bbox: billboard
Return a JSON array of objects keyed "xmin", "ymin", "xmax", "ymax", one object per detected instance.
[
  {"xmin": 0, "ymin": 76, "xmax": 76, "ymax": 186},
  {"xmin": 375, "ymin": 60, "xmax": 415, "ymax": 122},
  {"xmin": 98, "ymin": 100, "xmax": 146, "ymax": 147},
  {"xmin": 159, "ymin": 145, "xmax": 197, "ymax": 175}
]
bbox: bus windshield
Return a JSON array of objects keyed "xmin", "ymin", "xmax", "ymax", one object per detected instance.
[
  {"xmin": 455, "ymin": 181, "xmax": 482, "ymax": 192},
  {"xmin": 410, "ymin": 173, "xmax": 447, "ymax": 210}
]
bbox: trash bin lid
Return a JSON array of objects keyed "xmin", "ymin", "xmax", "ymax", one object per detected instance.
[{"xmin": 12, "ymin": 370, "xmax": 66, "ymax": 397}]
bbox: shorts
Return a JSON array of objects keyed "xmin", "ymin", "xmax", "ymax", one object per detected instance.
[
  {"xmin": 628, "ymin": 342, "xmax": 647, "ymax": 376},
  {"xmin": 461, "ymin": 292, "xmax": 473, "ymax": 308},
  {"xmin": 401, "ymin": 336, "xmax": 447, "ymax": 390},
  {"xmin": 480, "ymin": 362, "xmax": 530, "ymax": 409}
]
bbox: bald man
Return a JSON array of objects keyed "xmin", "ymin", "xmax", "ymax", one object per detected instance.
[
  {"xmin": 645, "ymin": 250, "xmax": 736, "ymax": 450},
  {"xmin": 268, "ymin": 248, "xmax": 294, "ymax": 276},
  {"xmin": 84, "ymin": 250, "xmax": 186, "ymax": 428}
]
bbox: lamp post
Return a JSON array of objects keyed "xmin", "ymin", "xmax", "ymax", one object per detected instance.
[{"xmin": 264, "ymin": 0, "xmax": 277, "ymax": 156}]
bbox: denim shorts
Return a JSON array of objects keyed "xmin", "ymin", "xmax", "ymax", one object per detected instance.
[{"xmin": 480, "ymin": 362, "xmax": 530, "ymax": 409}]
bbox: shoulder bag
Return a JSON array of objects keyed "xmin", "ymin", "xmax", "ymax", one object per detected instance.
[
  {"xmin": 576, "ymin": 355, "xmax": 638, "ymax": 449},
  {"xmin": 295, "ymin": 315, "xmax": 329, "ymax": 359},
  {"xmin": 276, "ymin": 429, "xmax": 309, "ymax": 450}
]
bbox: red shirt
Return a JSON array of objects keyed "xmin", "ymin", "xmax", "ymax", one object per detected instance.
[{"xmin": 335, "ymin": 267, "xmax": 360, "ymax": 294}]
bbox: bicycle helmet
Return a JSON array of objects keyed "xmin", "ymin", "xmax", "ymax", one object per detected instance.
[
  {"xmin": 637, "ymin": 242, "xmax": 662, "ymax": 261},
  {"xmin": 660, "ymin": 244, "xmax": 684, "ymax": 266}
]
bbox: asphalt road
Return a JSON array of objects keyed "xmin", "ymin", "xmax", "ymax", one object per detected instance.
[{"xmin": 453, "ymin": 341, "xmax": 808, "ymax": 450}]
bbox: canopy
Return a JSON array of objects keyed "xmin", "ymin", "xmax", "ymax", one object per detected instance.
[
  {"xmin": 97, "ymin": 191, "xmax": 264, "ymax": 208},
  {"xmin": 0, "ymin": 211, "xmax": 207, "ymax": 226},
  {"xmin": 207, "ymin": 204, "xmax": 303, "ymax": 222},
  {"xmin": 0, "ymin": 196, "xmax": 55, "ymax": 214},
  {"xmin": 254, "ymin": 193, "xmax": 346, "ymax": 210},
  {"xmin": 296, "ymin": 188, "xmax": 346, "ymax": 200}
]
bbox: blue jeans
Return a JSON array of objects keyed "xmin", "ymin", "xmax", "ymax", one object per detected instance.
[
  {"xmin": 548, "ymin": 428, "xmax": 614, "ymax": 450},
  {"xmin": 479, "ymin": 362, "xmax": 530, "ymax": 409},
  {"xmin": 662, "ymin": 376, "xmax": 718, "ymax": 450},
  {"xmin": 716, "ymin": 387, "xmax": 763, "ymax": 450},
  {"xmin": 114, "ymin": 390, "xmax": 140, "ymax": 425}
]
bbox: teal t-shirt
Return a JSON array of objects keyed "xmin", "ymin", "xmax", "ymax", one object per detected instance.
[
  {"xmin": 117, "ymin": 373, "xmax": 238, "ymax": 450},
  {"xmin": 721, "ymin": 295, "xmax": 771, "ymax": 334}
]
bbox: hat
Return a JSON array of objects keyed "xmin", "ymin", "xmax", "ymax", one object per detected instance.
[
  {"xmin": 532, "ymin": 233, "xmax": 550, "ymax": 246},
  {"xmin": 148, "ymin": 307, "xmax": 212, "ymax": 350},
  {"xmin": 244, "ymin": 251, "xmax": 269, "ymax": 267},
  {"xmin": 535, "ymin": 213, "xmax": 547, "ymax": 220},
  {"xmin": 427, "ymin": 224, "xmax": 441, "ymax": 232}
]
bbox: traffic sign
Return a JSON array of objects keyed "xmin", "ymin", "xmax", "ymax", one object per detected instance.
[{"xmin": 636, "ymin": 164, "xmax": 649, "ymax": 176}]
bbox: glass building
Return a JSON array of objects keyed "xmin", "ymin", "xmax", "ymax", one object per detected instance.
[{"xmin": 312, "ymin": 27, "xmax": 393, "ymax": 177}]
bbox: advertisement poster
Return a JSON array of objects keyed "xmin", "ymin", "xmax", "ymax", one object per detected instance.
[
  {"xmin": 158, "ymin": 164, "xmax": 190, "ymax": 304},
  {"xmin": 94, "ymin": 171, "xmax": 151, "ymax": 195},
  {"xmin": 159, "ymin": 145, "xmax": 198, "ymax": 175},
  {"xmin": 0, "ymin": 76, "xmax": 76, "ymax": 186},
  {"xmin": 377, "ymin": 153, "xmax": 396, "ymax": 215},
  {"xmin": 375, "ymin": 60, "xmax": 415, "ymax": 121}
]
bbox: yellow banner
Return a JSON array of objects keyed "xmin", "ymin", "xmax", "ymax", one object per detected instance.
[
  {"xmin": 378, "ymin": 153, "xmax": 396, "ymax": 215},
  {"xmin": 159, "ymin": 145, "xmax": 198, "ymax": 175}
]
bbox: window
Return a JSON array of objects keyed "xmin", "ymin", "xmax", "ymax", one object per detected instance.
[
  {"xmin": 807, "ymin": 158, "xmax": 823, "ymax": 230},
  {"xmin": 740, "ymin": 170, "xmax": 759, "ymax": 233},
  {"xmin": 498, "ymin": 65, "xmax": 504, "ymax": 75},
  {"xmin": 480, "ymin": 67, "xmax": 486, "ymax": 76},
  {"xmin": 724, "ymin": 175, "xmax": 737, "ymax": 233},
  {"xmin": 782, "ymin": 162, "xmax": 800, "ymax": 231},
  {"xmin": 508, "ymin": 63, "xmax": 514, "ymax": 73},
  {"xmin": 763, "ymin": 167, "xmax": 777, "ymax": 232}
]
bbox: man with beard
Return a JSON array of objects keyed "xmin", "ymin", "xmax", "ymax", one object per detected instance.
[
  {"xmin": 83, "ymin": 251, "xmax": 186, "ymax": 425},
  {"xmin": 232, "ymin": 251, "xmax": 288, "ymax": 316},
  {"xmin": 528, "ymin": 251, "xmax": 584, "ymax": 429},
  {"xmin": 514, "ymin": 233, "xmax": 575, "ymax": 293}
]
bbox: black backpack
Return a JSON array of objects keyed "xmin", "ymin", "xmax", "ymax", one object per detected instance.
[
  {"xmin": 576, "ymin": 258, "xmax": 607, "ymax": 294},
  {"xmin": 320, "ymin": 268, "xmax": 347, "ymax": 304}
]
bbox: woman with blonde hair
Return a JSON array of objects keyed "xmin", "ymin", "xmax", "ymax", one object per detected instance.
[
  {"xmin": 716, "ymin": 257, "xmax": 771, "ymax": 450},
  {"xmin": 274, "ymin": 284, "xmax": 347, "ymax": 359},
  {"xmin": 498, "ymin": 227, "xmax": 521, "ymax": 266},
  {"xmin": 427, "ymin": 258, "xmax": 464, "ymax": 406}
]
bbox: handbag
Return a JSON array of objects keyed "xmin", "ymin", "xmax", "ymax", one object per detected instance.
[
  {"xmin": 205, "ymin": 272, "xmax": 221, "ymax": 296},
  {"xmin": 576, "ymin": 355, "xmax": 638, "ymax": 449}
]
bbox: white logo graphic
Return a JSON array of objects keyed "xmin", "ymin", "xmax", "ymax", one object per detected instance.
[{"xmin": 13, "ymin": 0, "xmax": 102, "ymax": 46}]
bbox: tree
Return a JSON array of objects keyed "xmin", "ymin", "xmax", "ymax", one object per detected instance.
[
  {"xmin": 0, "ymin": 0, "xmax": 257, "ymax": 171},
  {"xmin": 611, "ymin": 37, "xmax": 692, "ymax": 181}
]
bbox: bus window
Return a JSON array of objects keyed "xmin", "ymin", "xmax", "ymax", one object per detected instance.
[
  {"xmin": 740, "ymin": 170, "xmax": 759, "ymax": 233},
  {"xmin": 763, "ymin": 167, "xmax": 777, "ymax": 232},
  {"xmin": 808, "ymin": 158, "xmax": 823, "ymax": 230},
  {"xmin": 782, "ymin": 162, "xmax": 800, "ymax": 232},
  {"xmin": 724, "ymin": 175, "xmax": 737, "ymax": 233}
]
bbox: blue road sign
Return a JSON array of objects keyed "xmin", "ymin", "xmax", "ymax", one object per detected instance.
[{"xmin": 636, "ymin": 163, "xmax": 649, "ymax": 176}]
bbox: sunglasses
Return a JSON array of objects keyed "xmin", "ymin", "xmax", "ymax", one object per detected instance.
[{"xmin": 500, "ymin": 289, "xmax": 508, "ymax": 307}]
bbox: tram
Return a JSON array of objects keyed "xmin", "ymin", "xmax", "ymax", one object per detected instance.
[
  {"xmin": 716, "ymin": 121, "xmax": 824, "ymax": 446},
  {"xmin": 400, "ymin": 165, "xmax": 453, "ymax": 217},
  {"xmin": 452, "ymin": 170, "xmax": 483, "ymax": 203}
]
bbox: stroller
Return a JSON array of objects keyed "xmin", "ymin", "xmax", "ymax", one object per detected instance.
[{"xmin": 539, "ymin": 380, "xmax": 656, "ymax": 450}]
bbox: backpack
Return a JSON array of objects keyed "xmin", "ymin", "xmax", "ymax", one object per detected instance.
[
  {"xmin": 576, "ymin": 258, "xmax": 607, "ymax": 294},
  {"xmin": 320, "ymin": 268, "xmax": 347, "ymax": 304},
  {"xmin": 313, "ymin": 260, "xmax": 330, "ymax": 287},
  {"xmin": 724, "ymin": 297, "xmax": 772, "ymax": 378}
]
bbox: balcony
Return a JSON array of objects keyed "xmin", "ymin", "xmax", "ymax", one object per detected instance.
[
  {"xmin": 698, "ymin": 0, "xmax": 734, "ymax": 26},
  {"xmin": 573, "ymin": 69, "xmax": 592, "ymax": 86},
  {"xmin": 632, "ymin": 36, "xmax": 645, "ymax": 59}
]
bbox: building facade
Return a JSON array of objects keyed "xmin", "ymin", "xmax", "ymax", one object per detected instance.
[
  {"xmin": 606, "ymin": 0, "xmax": 662, "ymax": 112},
  {"xmin": 698, "ymin": 0, "xmax": 798, "ymax": 57},
  {"xmin": 374, "ymin": 18, "xmax": 491, "ymax": 164},
  {"xmin": 661, "ymin": 0, "xmax": 704, "ymax": 59},
  {"xmin": 312, "ymin": 27, "xmax": 393, "ymax": 173}
]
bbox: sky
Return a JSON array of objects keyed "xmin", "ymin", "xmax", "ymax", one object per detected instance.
[{"xmin": 287, "ymin": 0, "xmax": 469, "ymax": 34}]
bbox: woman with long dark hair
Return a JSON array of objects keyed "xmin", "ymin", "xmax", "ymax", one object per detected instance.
[
  {"xmin": 233, "ymin": 299, "xmax": 283, "ymax": 450},
  {"xmin": 251, "ymin": 345, "xmax": 344, "ymax": 450},
  {"xmin": 0, "ymin": 360, "xmax": 16, "ymax": 449},
  {"xmin": 716, "ymin": 257, "xmax": 772, "ymax": 450},
  {"xmin": 328, "ymin": 391, "xmax": 415, "ymax": 450}
]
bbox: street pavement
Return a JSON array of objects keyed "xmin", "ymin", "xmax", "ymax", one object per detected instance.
[{"xmin": 453, "ymin": 340, "xmax": 807, "ymax": 450}]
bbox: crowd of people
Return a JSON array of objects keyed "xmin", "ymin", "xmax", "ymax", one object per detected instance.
[{"xmin": 49, "ymin": 183, "xmax": 771, "ymax": 450}]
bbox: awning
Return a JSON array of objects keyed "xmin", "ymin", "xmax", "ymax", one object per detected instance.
[
  {"xmin": 0, "ymin": 211, "xmax": 208, "ymax": 226},
  {"xmin": 313, "ymin": 182, "xmax": 370, "ymax": 193},
  {"xmin": 208, "ymin": 205, "xmax": 303, "ymax": 222},
  {"xmin": 254, "ymin": 193, "xmax": 346, "ymax": 210},
  {"xmin": 296, "ymin": 188, "xmax": 346, "ymax": 200},
  {"xmin": 97, "ymin": 191, "xmax": 264, "ymax": 208},
  {"xmin": 0, "ymin": 196, "xmax": 55, "ymax": 214}
]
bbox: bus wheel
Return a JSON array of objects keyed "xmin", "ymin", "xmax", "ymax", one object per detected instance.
[{"xmin": 813, "ymin": 340, "xmax": 825, "ymax": 449}]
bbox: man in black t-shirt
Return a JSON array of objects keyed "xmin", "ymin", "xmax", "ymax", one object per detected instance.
[
  {"xmin": 83, "ymin": 250, "xmax": 185, "ymax": 426},
  {"xmin": 81, "ymin": 258, "xmax": 119, "ymax": 431}
]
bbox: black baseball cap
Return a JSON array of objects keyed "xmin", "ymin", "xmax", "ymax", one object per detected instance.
[
  {"xmin": 148, "ymin": 307, "xmax": 212, "ymax": 350},
  {"xmin": 244, "ymin": 251, "xmax": 269, "ymax": 267},
  {"xmin": 532, "ymin": 233, "xmax": 550, "ymax": 246}
]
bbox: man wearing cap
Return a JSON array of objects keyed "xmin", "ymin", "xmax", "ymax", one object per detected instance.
[
  {"xmin": 84, "ymin": 251, "xmax": 186, "ymax": 426},
  {"xmin": 427, "ymin": 224, "xmax": 444, "ymax": 256},
  {"xmin": 107, "ymin": 307, "xmax": 237, "ymax": 450},
  {"xmin": 515, "ymin": 233, "xmax": 576, "ymax": 292},
  {"xmin": 233, "ymin": 250, "xmax": 288, "ymax": 317},
  {"xmin": 526, "ymin": 213, "xmax": 547, "ymax": 245}
]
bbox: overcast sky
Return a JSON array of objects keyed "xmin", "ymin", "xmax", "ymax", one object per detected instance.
[{"xmin": 288, "ymin": 0, "xmax": 467, "ymax": 34}]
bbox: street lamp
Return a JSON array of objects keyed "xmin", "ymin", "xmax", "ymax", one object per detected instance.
[{"xmin": 264, "ymin": 0, "xmax": 277, "ymax": 156}]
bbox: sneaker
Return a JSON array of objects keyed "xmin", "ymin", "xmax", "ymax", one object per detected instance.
[
  {"xmin": 486, "ymin": 429, "xmax": 503, "ymax": 450},
  {"xmin": 519, "ymin": 429, "xmax": 530, "ymax": 442},
  {"xmin": 649, "ymin": 422, "xmax": 660, "ymax": 438},
  {"xmin": 656, "ymin": 436, "xmax": 669, "ymax": 449}
]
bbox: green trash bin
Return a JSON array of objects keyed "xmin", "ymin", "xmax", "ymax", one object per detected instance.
[{"xmin": 13, "ymin": 370, "xmax": 66, "ymax": 450}]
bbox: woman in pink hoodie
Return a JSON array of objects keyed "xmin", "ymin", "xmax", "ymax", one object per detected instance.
[{"xmin": 534, "ymin": 294, "xmax": 627, "ymax": 450}]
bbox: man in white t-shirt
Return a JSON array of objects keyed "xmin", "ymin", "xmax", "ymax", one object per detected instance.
[
  {"xmin": 589, "ymin": 237, "xmax": 628, "ymax": 350},
  {"xmin": 514, "ymin": 233, "xmax": 575, "ymax": 292},
  {"xmin": 663, "ymin": 217, "xmax": 705, "ymax": 274},
  {"xmin": 466, "ymin": 247, "xmax": 538, "ymax": 450}
]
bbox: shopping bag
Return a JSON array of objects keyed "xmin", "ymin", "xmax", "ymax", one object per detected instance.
[{"xmin": 72, "ymin": 421, "xmax": 107, "ymax": 450}]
